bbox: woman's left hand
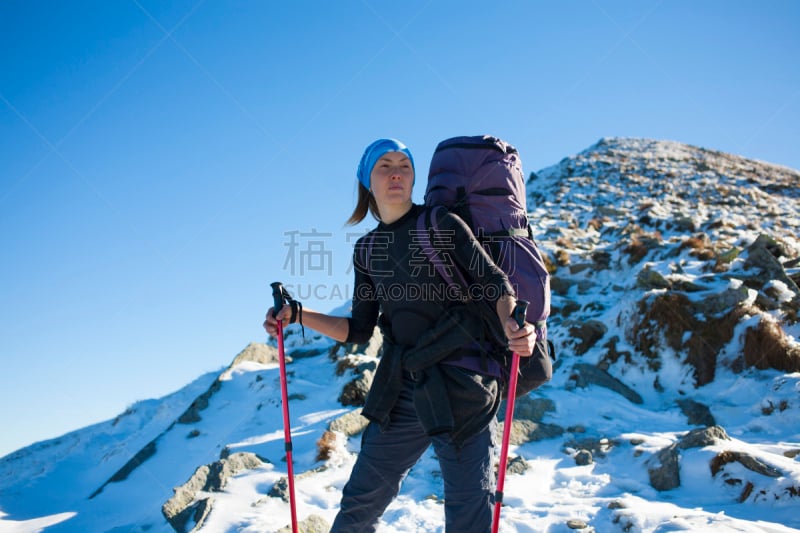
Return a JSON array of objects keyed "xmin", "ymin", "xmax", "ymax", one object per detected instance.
[{"xmin": 504, "ymin": 317, "xmax": 537, "ymax": 357}]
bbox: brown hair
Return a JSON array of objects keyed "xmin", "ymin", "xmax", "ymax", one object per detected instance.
[{"xmin": 346, "ymin": 183, "xmax": 381, "ymax": 225}]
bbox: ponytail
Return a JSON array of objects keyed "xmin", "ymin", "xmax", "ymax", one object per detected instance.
[{"xmin": 346, "ymin": 183, "xmax": 381, "ymax": 225}]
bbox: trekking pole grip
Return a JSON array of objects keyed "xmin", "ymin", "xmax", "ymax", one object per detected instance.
[
  {"xmin": 271, "ymin": 282, "xmax": 286, "ymax": 319},
  {"xmin": 512, "ymin": 300, "xmax": 529, "ymax": 329}
]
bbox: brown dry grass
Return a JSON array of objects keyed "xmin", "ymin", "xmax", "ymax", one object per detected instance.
[
  {"xmin": 555, "ymin": 236, "xmax": 575, "ymax": 249},
  {"xmin": 681, "ymin": 234, "xmax": 717, "ymax": 260},
  {"xmin": 623, "ymin": 231, "xmax": 663, "ymax": 265},
  {"xmin": 743, "ymin": 317, "xmax": 800, "ymax": 373},
  {"xmin": 315, "ymin": 430, "xmax": 338, "ymax": 462},
  {"xmin": 683, "ymin": 235, "xmax": 708, "ymax": 250},
  {"xmin": 541, "ymin": 251, "xmax": 558, "ymax": 274},
  {"xmin": 587, "ymin": 218, "xmax": 605, "ymax": 231},
  {"xmin": 628, "ymin": 292, "xmax": 743, "ymax": 385},
  {"xmin": 710, "ymin": 450, "xmax": 737, "ymax": 476}
]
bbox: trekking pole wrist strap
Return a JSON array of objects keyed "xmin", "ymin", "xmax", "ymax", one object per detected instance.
[{"xmin": 286, "ymin": 297, "xmax": 304, "ymax": 337}]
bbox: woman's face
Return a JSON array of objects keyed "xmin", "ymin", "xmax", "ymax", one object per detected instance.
[{"xmin": 370, "ymin": 152, "xmax": 414, "ymax": 207}]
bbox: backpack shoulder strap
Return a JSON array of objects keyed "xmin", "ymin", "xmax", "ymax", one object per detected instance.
[{"xmin": 416, "ymin": 206, "xmax": 470, "ymax": 291}]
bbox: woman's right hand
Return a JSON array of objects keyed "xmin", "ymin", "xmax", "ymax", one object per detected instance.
[
  {"xmin": 504, "ymin": 317, "xmax": 537, "ymax": 357},
  {"xmin": 263, "ymin": 304, "xmax": 293, "ymax": 337}
]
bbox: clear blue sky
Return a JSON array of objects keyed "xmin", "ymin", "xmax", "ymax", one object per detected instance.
[{"xmin": 1, "ymin": 1, "xmax": 798, "ymax": 458}]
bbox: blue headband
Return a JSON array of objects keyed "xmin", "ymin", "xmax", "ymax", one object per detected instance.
[{"xmin": 356, "ymin": 138, "xmax": 415, "ymax": 190}]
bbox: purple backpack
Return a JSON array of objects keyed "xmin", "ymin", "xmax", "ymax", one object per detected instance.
[
  {"xmin": 423, "ymin": 136, "xmax": 550, "ymax": 332},
  {"xmin": 419, "ymin": 135, "xmax": 553, "ymax": 395}
]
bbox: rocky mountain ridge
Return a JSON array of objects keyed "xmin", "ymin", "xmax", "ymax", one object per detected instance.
[{"xmin": 531, "ymin": 137, "xmax": 799, "ymax": 387}]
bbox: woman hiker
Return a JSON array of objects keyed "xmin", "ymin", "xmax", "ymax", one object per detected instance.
[{"xmin": 264, "ymin": 138, "xmax": 537, "ymax": 532}]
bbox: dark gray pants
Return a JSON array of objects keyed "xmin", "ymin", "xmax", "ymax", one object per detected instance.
[{"xmin": 330, "ymin": 379, "xmax": 495, "ymax": 533}]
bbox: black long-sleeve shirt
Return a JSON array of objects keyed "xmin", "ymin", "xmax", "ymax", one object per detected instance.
[{"xmin": 347, "ymin": 204, "xmax": 514, "ymax": 347}]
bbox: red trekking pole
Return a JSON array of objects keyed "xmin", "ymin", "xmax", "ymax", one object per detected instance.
[
  {"xmin": 271, "ymin": 281, "xmax": 298, "ymax": 533},
  {"xmin": 492, "ymin": 300, "xmax": 529, "ymax": 533}
]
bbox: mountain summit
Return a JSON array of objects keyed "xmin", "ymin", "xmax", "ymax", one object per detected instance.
[{"xmin": 2, "ymin": 138, "xmax": 799, "ymax": 532}]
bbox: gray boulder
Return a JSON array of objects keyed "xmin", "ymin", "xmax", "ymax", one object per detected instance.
[
  {"xmin": 569, "ymin": 363, "xmax": 643, "ymax": 405},
  {"xmin": 163, "ymin": 452, "xmax": 265, "ymax": 532}
]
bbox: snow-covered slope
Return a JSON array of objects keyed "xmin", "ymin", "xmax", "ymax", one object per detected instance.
[{"xmin": 2, "ymin": 137, "xmax": 799, "ymax": 533}]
